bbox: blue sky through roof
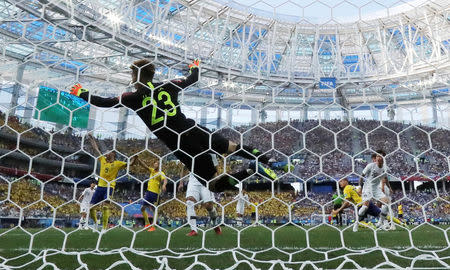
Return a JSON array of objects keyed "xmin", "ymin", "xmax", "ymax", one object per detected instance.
[{"xmin": 219, "ymin": 0, "xmax": 428, "ymax": 23}]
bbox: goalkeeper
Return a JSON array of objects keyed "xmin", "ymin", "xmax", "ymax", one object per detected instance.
[{"xmin": 70, "ymin": 59, "xmax": 273, "ymax": 192}]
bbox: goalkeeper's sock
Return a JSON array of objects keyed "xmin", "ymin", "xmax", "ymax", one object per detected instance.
[
  {"xmin": 186, "ymin": 200, "xmax": 197, "ymax": 232},
  {"xmin": 142, "ymin": 210, "xmax": 150, "ymax": 226},
  {"xmin": 90, "ymin": 209, "xmax": 98, "ymax": 226},
  {"xmin": 102, "ymin": 209, "xmax": 110, "ymax": 230},
  {"xmin": 235, "ymin": 145, "xmax": 269, "ymax": 164}
]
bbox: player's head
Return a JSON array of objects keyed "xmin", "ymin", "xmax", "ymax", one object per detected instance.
[
  {"xmin": 375, "ymin": 149, "xmax": 386, "ymax": 166},
  {"xmin": 152, "ymin": 159, "xmax": 159, "ymax": 170},
  {"xmin": 130, "ymin": 59, "xmax": 155, "ymax": 89},
  {"xmin": 90, "ymin": 182, "xmax": 96, "ymax": 189},
  {"xmin": 339, "ymin": 178, "xmax": 349, "ymax": 188},
  {"xmin": 371, "ymin": 153, "xmax": 377, "ymax": 162},
  {"xmin": 105, "ymin": 151, "xmax": 116, "ymax": 162}
]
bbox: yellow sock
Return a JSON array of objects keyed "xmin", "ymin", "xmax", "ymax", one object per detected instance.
[
  {"xmin": 142, "ymin": 210, "xmax": 150, "ymax": 226},
  {"xmin": 387, "ymin": 216, "xmax": 403, "ymax": 225},
  {"xmin": 102, "ymin": 208, "xmax": 110, "ymax": 230},
  {"xmin": 90, "ymin": 209, "xmax": 98, "ymax": 225},
  {"xmin": 359, "ymin": 221, "xmax": 375, "ymax": 229}
]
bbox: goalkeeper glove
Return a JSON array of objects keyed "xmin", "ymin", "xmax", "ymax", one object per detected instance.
[
  {"xmin": 70, "ymin": 83, "xmax": 89, "ymax": 97},
  {"xmin": 188, "ymin": 59, "xmax": 200, "ymax": 70}
]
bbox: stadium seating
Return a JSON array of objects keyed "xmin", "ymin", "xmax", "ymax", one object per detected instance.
[{"xmin": 0, "ymin": 117, "xmax": 449, "ymax": 227}]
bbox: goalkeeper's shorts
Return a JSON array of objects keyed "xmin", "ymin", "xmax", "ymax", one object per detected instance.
[{"xmin": 90, "ymin": 187, "xmax": 114, "ymax": 205}]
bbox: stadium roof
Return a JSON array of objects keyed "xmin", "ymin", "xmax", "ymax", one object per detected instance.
[
  {"xmin": 217, "ymin": 0, "xmax": 431, "ymax": 24},
  {"xmin": 0, "ymin": 0, "xmax": 449, "ymax": 106}
]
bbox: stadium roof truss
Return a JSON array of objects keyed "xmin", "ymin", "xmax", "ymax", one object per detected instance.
[{"xmin": 0, "ymin": 0, "xmax": 449, "ymax": 107}]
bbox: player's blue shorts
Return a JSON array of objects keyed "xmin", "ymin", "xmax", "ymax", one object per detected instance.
[
  {"xmin": 142, "ymin": 191, "xmax": 159, "ymax": 206},
  {"xmin": 90, "ymin": 187, "xmax": 114, "ymax": 205}
]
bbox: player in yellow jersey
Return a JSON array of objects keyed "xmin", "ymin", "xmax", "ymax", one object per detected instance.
[
  {"xmin": 332, "ymin": 178, "xmax": 382, "ymax": 232},
  {"xmin": 87, "ymin": 134, "xmax": 134, "ymax": 232},
  {"xmin": 135, "ymin": 156, "xmax": 167, "ymax": 232},
  {"xmin": 398, "ymin": 204, "xmax": 403, "ymax": 219},
  {"xmin": 250, "ymin": 198, "xmax": 260, "ymax": 226}
]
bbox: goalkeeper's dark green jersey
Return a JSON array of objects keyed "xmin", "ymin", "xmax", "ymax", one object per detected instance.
[{"xmin": 332, "ymin": 194, "xmax": 343, "ymax": 206}]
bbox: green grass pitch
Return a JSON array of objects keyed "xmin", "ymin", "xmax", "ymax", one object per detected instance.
[{"xmin": 0, "ymin": 225, "xmax": 449, "ymax": 269}]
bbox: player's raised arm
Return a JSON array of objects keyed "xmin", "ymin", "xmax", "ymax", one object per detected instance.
[
  {"xmin": 161, "ymin": 176, "xmax": 167, "ymax": 193},
  {"xmin": 385, "ymin": 177, "xmax": 393, "ymax": 194},
  {"xmin": 170, "ymin": 59, "xmax": 200, "ymax": 90},
  {"xmin": 134, "ymin": 156, "xmax": 149, "ymax": 169},
  {"xmin": 87, "ymin": 133, "xmax": 102, "ymax": 157},
  {"xmin": 359, "ymin": 163, "xmax": 370, "ymax": 188},
  {"xmin": 77, "ymin": 190, "xmax": 85, "ymax": 202},
  {"xmin": 177, "ymin": 179, "xmax": 184, "ymax": 192},
  {"xmin": 130, "ymin": 156, "xmax": 137, "ymax": 166},
  {"xmin": 380, "ymin": 179, "xmax": 386, "ymax": 193},
  {"xmin": 177, "ymin": 167, "xmax": 187, "ymax": 192}
]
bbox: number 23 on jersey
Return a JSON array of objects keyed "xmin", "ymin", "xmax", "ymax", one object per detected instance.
[{"xmin": 142, "ymin": 90, "xmax": 177, "ymax": 126}]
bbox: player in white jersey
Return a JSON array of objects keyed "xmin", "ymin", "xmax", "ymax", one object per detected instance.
[
  {"xmin": 358, "ymin": 150, "xmax": 390, "ymax": 228},
  {"xmin": 235, "ymin": 188, "xmax": 249, "ymax": 227},
  {"xmin": 78, "ymin": 182, "xmax": 96, "ymax": 229},
  {"xmin": 178, "ymin": 154, "xmax": 222, "ymax": 236},
  {"xmin": 379, "ymin": 177, "xmax": 406, "ymax": 230},
  {"xmin": 379, "ymin": 177, "xmax": 393, "ymax": 201},
  {"xmin": 379, "ymin": 177, "xmax": 395, "ymax": 230}
]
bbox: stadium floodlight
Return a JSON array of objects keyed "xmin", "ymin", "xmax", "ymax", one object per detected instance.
[{"xmin": 104, "ymin": 11, "xmax": 123, "ymax": 25}]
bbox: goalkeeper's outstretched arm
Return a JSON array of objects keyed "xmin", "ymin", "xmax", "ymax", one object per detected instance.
[
  {"xmin": 70, "ymin": 83, "xmax": 137, "ymax": 108},
  {"xmin": 170, "ymin": 60, "xmax": 200, "ymax": 90}
]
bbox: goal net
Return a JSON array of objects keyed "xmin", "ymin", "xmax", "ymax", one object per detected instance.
[{"xmin": 0, "ymin": 0, "xmax": 449, "ymax": 269}]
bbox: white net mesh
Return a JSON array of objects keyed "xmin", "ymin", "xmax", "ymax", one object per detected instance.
[{"xmin": 0, "ymin": 0, "xmax": 449, "ymax": 269}]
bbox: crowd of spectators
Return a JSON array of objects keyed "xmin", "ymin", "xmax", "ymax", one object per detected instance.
[
  {"xmin": 1, "ymin": 111, "xmax": 449, "ymax": 181},
  {"xmin": 1, "ymin": 175, "xmax": 448, "ymax": 228},
  {"xmin": 0, "ymin": 112, "xmax": 449, "ymax": 227},
  {"xmin": 0, "ymin": 178, "xmax": 123, "ymax": 220}
]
